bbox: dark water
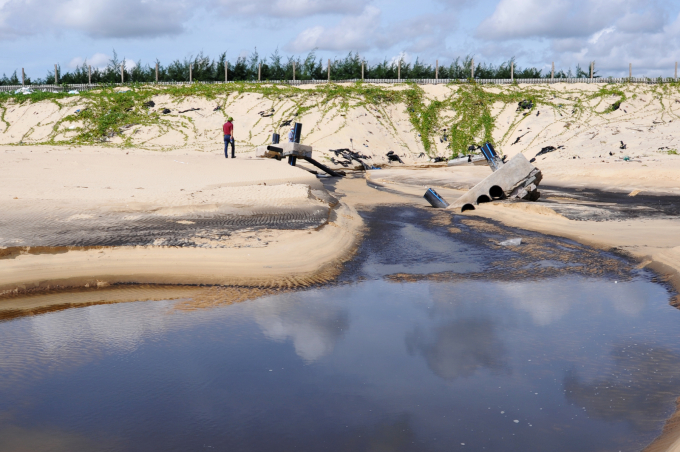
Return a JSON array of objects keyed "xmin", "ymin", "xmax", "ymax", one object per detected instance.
[{"xmin": 0, "ymin": 207, "xmax": 678, "ymax": 452}]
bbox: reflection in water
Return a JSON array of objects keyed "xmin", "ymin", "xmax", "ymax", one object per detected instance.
[
  {"xmin": 251, "ymin": 294, "xmax": 350, "ymax": 362},
  {"xmin": 405, "ymin": 318, "xmax": 508, "ymax": 381},
  {"xmin": 0, "ymin": 424, "xmax": 97, "ymax": 452},
  {"xmin": 0, "ymin": 207, "xmax": 677, "ymax": 452},
  {"xmin": 564, "ymin": 343, "xmax": 680, "ymax": 432}
]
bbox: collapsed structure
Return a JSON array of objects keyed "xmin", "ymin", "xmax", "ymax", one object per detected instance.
[
  {"xmin": 255, "ymin": 123, "xmax": 345, "ymax": 177},
  {"xmin": 422, "ymin": 142, "xmax": 542, "ymax": 211},
  {"xmin": 448, "ymin": 143, "xmax": 542, "ymax": 211}
]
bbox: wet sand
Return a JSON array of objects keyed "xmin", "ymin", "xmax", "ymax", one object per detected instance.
[{"xmin": 0, "ymin": 148, "xmax": 361, "ymax": 296}]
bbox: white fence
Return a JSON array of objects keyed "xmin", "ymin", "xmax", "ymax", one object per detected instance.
[{"xmin": 1, "ymin": 77, "xmax": 679, "ymax": 93}]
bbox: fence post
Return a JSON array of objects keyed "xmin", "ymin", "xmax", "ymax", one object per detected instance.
[
  {"xmin": 121, "ymin": 63, "xmax": 124, "ymax": 83},
  {"xmin": 258, "ymin": 63, "xmax": 261, "ymax": 81},
  {"xmin": 676, "ymin": 62, "xmax": 678, "ymax": 81},
  {"xmin": 551, "ymin": 62, "xmax": 554, "ymax": 81},
  {"xmin": 21, "ymin": 68, "xmax": 25, "ymax": 86},
  {"xmin": 361, "ymin": 61, "xmax": 364, "ymax": 80},
  {"xmin": 293, "ymin": 61, "xmax": 295, "ymax": 81},
  {"xmin": 398, "ymin": 59, "xmax": 401, "ymax": 81},
  {"xmin": 225, "ymin": 62, "xmax": 228, "ymax": 82},
  {"xmin": 190, "ymin": 64, "xmax": 192, "ymax": 82},
  {"xmin": 629, "ymin": 63, "xmax": 632, "ymax": 80},
  {"xmin": 435, "ymin": 60, "xmax": 438, "ymax": 81},
  {"xmin": 511, "ymin": 62, "xmax": 514, "ymax": 82},
  {"xmin": 471, "ymin": 58, "xmax": 474, "ymax": 79},
  {"xmin": 156, "ymin": 63, "xmax": 159, "ymax": 83},
  {"xmin": 327, "ymin": 59, "xmax": 330, "ymax": 81},
  {"xmin": 54, "ymin": 64, "xmax": 58, "ymax": 84},
  {"xmin": 590, "ymin": 61, "xmax": 594, "ymax": 81},
  {"xmin": 88, "ymin": 65, "xmax": 91, "ymax": 84}
]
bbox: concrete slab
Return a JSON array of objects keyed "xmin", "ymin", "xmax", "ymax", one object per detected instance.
[
  {"xmin": 449, "ymin": 154, "xmax": 542, "ymax": 211},
  {"xmin": 256, "ymin": 143, "xmax": 313, "ymax": 159}
]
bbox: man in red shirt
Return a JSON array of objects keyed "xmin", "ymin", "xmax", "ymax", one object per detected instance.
[{"xmin": 223, "ymin": 117, "xmax": 235, "ymax": 158}]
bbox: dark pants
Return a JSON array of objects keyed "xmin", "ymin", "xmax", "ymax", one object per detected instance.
[{"xmin": 224, "ymin": 135, "xmax": 235, "ymax": 158}]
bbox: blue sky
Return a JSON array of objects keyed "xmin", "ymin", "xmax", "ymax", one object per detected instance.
[{"xmin": 1, "ymin": 0, "xmax": 680, "ymax": 78}]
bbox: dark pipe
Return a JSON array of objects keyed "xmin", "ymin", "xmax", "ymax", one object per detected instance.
[
  {"xmin": 272, "ymin": 133, "xmax": 280, "ymax": 144},
  {"xmin": 293, "ymin": 123, "xmax": 302, "ymax": 143},
  {"xmin": 489, "ymin": 185, "xmax": 505, "ymax": 199},
  {"xmin": 476, "ymin": 195, "xmax": 491, "ymax": 204},
  {"xmin": 461, "ymin": 204, "xmax": 476, "ymax": 212}
]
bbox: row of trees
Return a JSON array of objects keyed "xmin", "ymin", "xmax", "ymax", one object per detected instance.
[{"xmin": 0, "ymin": 50, "xmax": 598, "ymax": 85}]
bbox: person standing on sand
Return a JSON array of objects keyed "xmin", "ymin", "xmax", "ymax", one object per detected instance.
[{"xmin": 223, "ymin": 117, "xmax": 235, "ymax": 158}]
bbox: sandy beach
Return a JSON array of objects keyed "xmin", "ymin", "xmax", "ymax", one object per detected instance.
[{"xmin": 2, "ymin": 82, "xmax": 680, "ymax": 451}]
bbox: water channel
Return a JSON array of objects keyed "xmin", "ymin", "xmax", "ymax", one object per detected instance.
[{"xmin": 0, "ymin": 206, "xmax": 677, "ymax": 451}]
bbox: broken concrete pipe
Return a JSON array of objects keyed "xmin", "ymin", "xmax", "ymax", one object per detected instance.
[{"xmin": 450, "ymin": 153, "xmax": 542, "ymax": 212}]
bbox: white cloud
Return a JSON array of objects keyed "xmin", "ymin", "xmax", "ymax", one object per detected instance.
[
  {"xmin": 287, "ymin": 5, "xmax": 383, "ymax": 52},
  {"xmin": 215, "ymin": 0, "xmax": 367, "ymax": 17},
  {"xmin": 476, "ymin": 0, "xmax": 658, "ymax": 40},
  {"xmin": 286, "ymin": 6, "xmax": 456, "ymax": 54},
  {"xmin": 0, "ymin": 0, "xmax": 193, "ymax": 39},
  {"xmin": 68, "ymin": 53, "xmax": 113, "ymax": 70}
]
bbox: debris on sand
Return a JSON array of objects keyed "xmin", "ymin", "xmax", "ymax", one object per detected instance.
[
  {"xmin": 424, "ymin": 188, "xmax": 449, "ymax": 208},
  {"xmin": 386, "ymin": 151, "xmax": 404, "ymax": 164},
  {"xmin": 330, "ymin": 148, "xmax": 372, "ymax": 169},
  {"xmin": 512, "ymin": 131, "xmax": 530, "ymax": 145},
  {"xmin": 213, "ymin": 105, "xmax": 221, "ymax": 111},
  {"xmin": 451, "ymin": 153, "xmax": 542, "ymax": 212},
  {"xmin": 499, "ymin": 238, "xmax": 522, "ymax": 246},
  {"xmin": 530, "ymin": 145, "xmax": 564, "ymax": 163},
  {"xmin": 279, "ymin": 119, "xmax": 293, "ymax": 128},
  {"xmin": 179, "ymin": 108, "xmax": 200, "ymax": 114},
  {"xmin": 143, "ymin": 100, "xmax": 155, "ymax": 108},
  {"xmin": 162, "ymin": 109, "xmax": 171, "ymax": 114},
  {"xmin": 517, "ymin": 100, "xmax": 533, "ymax": 111},
  {"xmin": 620, "ymin": 141, "xmax": 627, "ymax": 149}
]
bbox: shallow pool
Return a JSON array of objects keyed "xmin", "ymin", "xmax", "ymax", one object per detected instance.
[{"xmin": 0, "ymin": 207, "xmax": 677, "ymax": 452}]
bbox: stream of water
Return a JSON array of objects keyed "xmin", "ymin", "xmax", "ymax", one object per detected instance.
[{"xmin": 0, "ymin": 207, "xmax": 677, "ymax": 451}]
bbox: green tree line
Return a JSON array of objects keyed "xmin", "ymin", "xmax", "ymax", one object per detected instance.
[{"xmin": 0, "ymin": 49, "xmax": 597, "ymax": 85}]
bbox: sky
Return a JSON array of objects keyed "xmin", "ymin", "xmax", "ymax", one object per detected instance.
[{"xmin": 1, "ymin": 0, "xmax": 680, "ymax": 78}]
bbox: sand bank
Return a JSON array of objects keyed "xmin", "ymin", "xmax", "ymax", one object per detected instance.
[{"xmin": 0, "ymin": 147, "xmax": 362, "ymax": 297}]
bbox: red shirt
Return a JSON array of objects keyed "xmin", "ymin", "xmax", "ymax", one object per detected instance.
[{"xmin": 223, "ymin": 121, "xmax": 233, "ymax": 135}]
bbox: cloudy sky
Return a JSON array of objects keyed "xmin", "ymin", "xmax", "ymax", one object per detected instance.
[{"xmin": 1, "ymin": 0, "xmax": 679, "ymax": 78}]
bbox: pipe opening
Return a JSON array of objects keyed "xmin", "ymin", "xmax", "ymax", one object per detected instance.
[
  {"xmin": 476, "ymin": 195, "xmax": 491, "ymax": 204},
  {"xmin": 461, "ymin": 204, "xmax": 475, "ymax": 212},
  {"xmin": 489, "ymin": 185, "xmax": 505, "ymax": 200}
]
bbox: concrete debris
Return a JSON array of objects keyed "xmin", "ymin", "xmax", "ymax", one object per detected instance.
[
  {"xmin": 499, "ymin": 238, "xmax": 522, "ymax": 246},
  {"xmin": 450, "ymin": 153, "xmax": 542, "ymax": 212},
  {"xmin": 448, "ymin": 155, "xmax": 487, "ymax": 167},
  {"xmin": 255, "ymin": 124, "xmax": 344, "ymax": 177}
]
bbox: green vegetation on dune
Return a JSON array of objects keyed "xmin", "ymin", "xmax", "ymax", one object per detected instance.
[{"xmin": 1, "ymin": 81, "xmax": 678, "ymax": 156}]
